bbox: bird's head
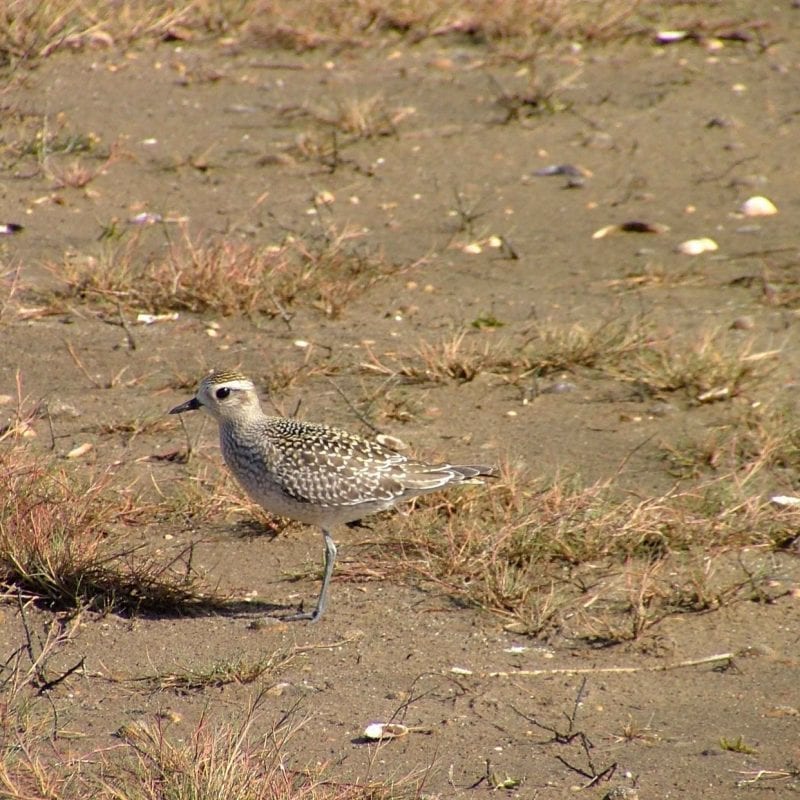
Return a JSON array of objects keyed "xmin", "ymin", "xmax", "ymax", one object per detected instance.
[{"xmin": 170, "ymin": 369, "xmax": 260, "ymax": 423}]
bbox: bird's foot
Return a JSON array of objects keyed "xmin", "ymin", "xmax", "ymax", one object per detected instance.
[{"xmin": 283, "ymin": 603, "xmax": 323, "ymax": 623}]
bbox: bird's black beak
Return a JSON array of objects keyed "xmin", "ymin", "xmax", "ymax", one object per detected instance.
[{"xmin": 169, "ymin": 397, "xmax": 202, "ymax": 415}]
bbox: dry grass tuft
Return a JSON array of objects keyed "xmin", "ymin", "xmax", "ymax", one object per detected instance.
[
  {"xmin": 102, "ymin": 699, "xmax": 402, "ymax": 800},
  {"xmin": 0, "ymin": 445, "xmax": 219, "ymax": 612},
  {"xmin": 361, "ymin": 332, "xmax": 499, "ymax": 385},
  {"xmin": 662, "ymin": 399, "xmax": 800, "ymax": 484},
  {"xmin": 617, "ymin": 330, "xmax": 776, "ymax": 401},
  {"xmin": 318, "ymin": 94, "xmax": 399, "ymax": 139},
  {"xmin": 48, "ymin": 222, "xmax": 399, "ymax": 319},
  {"xmin": 522, "ymin": 318, "xmax": 651, "ymax": 376},
  {"xmin": 360, "ymin": 320, "xmax": 775, "ymax": 405},
  {"xmin": 0, "ymin": 682, "xmax": 404, "ymax": 800},
  {"xmin": 362, "ymin": 462, "xmax": 798, "ymax": 639},
  {"xmin": 143, "ymin": 650, "xmax": 295, "ymax": 692},
  {"xmin": 0, "ymin": 1, "xmax": 754, "ymax": 64}
]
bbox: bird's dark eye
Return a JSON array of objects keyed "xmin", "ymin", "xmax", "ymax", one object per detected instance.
[{"xmin": 215, "ymin": 387, "xmax": 231, "ymax": 400}]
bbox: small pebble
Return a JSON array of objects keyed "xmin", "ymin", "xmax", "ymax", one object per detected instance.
[
  {"xmin": 47, "ymin": 400, "xmax": 81, "ymax": 418},
  {"xmin": 697, "ymin": 386, "xmax": 730, "ymax": 402},
  {"xmin": 731, "ymin": 316, "xmax": 754, "ymax": 330},
  {"xmin": 129, "ymin": 212, "xmax": 163, "ymax": 225},
  {"xmin": 314, "ymin": 190, "xmax": 335, "ymax": 206},
  {"xmin": 738, "ymin": 643, "xmax": 776, "ymax": 658},
  {"xmin": 771, "ymin": 495, "xmax": 800, "ymax": 507},
  {"xmin": 603, "ymin": 789, "xmax": 639, "ymax": 800},
  {"xmin": 542, "ymin": 381, "xmax": 577, "ymax": 394},
  {"xmin": 532, "ymin": 163, "xmax": 588, "ymax": 178},
  {"xmin": 647, "ymin": 401, "xmax": 676, "ymax": 417}
]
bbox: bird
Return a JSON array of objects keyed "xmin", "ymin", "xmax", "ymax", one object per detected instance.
[{"xmin": 169, "ymin": 369, "xmax": 496, "ymax": 622}]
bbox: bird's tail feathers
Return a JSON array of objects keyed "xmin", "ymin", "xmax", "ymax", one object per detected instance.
[{"xmin": 400, "ymin": 463, "xmax": 497, "ymax": 491}]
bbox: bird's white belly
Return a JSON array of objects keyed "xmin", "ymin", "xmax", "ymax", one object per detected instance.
[{"xmin": 235, "ymin": 469, "xmax": 389, "ymax": 527}]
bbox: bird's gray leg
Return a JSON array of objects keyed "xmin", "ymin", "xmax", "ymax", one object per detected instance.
[
  {"xmin": 311, "ymin": 529, "xmax": 337, "ymax": 622},
  {"xmin": 285, "ymin": 529, "xmax": 337, "ymax": 623}
]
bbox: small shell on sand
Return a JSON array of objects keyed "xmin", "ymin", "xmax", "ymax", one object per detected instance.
[
  {"xmin": 655, "ymin": 30, "xmax": 689, "ymax": 44},
  {"xmin": 66, "ymin": 442, "xmax": 94, "ymax": 459},
  {"xmin": 740, "ymin": 196, "xmax": 777, "ymax": 217},
  {"xmin": 677, "ymin": 237, "xmax": 718, "ymax": 255},
  {"xmin": 364, "ymin": 723, "xmax": 409, "ymax": 740},
  {"xmin": 593, "ymin": 221, "xmax": 668, "ymax": 239}
]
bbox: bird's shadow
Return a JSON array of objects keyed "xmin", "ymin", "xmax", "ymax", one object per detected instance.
[
  {"xmin": 115, "ymin": 595, "xmax": 309, "ymax": 623},
  {"xmin": 227, "ymin": 518, "xmax": 285, "ymax": 541}
]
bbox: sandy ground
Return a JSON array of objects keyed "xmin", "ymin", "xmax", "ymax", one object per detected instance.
[{"xmin": 2, "ymin": 7, "xmax": 800, "ymax": 798}]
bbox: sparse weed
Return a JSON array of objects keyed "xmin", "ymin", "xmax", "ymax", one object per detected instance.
[
  {"xmin": 143, "ymin": 650, "xmax": 294, "ymax": 692},
  {"xmin": 0, "ymin": 263, "xmax": 23, "ymax": 322},
  {"xmin": 0, "ymin": 445, "xmax": 218, "ymax": 612},
  {"xmin": 720, "ymin": 735, "xmax": 758, "ymax": 755},
  {"xmin": 45, "ymin": 142, "xmax": 123, "ymax": 189},
  {"xmin": 617, "ymin": 330, "xmax": 774, "ymax": 401},
  {"xmin": 361, "ymin": 331, "xmax": 513, "ymax": 385},
  {"xmin": 1, "ymin": 688, "xmax": 402, "ymax": 800},
  {"xmin": 0, "ymin": 1, "xmax": 195, "ymax": 62},
  {"xmin": 361, "ymin": 462, "xmax": 798, "ymax": 638},
  {"xmin": 49, "ymin": 222, "xmax": 399, "ymax": 318},
  {"xmin": 95, "ymin": 415, "xmax": 174, "ymax": 445},
  {"xmin": 607, "ymin": 261, "xmax": 705, "ymax": 292},
  {"xmin": 662, "ymin": 400, "xmax": 800, "ymax": 483},
  {"xmin": 491, "ymin": 70, "xmax": 574, "ymax": 123},
  {"xmin": 361, "ymin": 319, "xmax": 651, "ymax": 386},
  {"xmin": 0, "ymin": 1, "xmax": 742, "ymax": 65},
  {"xmin": 471, "ymin": 312, "xmax": 505, "ymax": 330},
  {"xmin": 614, "ymin": 715, "xmax": 660, "ymax": 745},
  {"xmin": 0, "ymin": 605, "xmax": 86, "ymax": 799},
  {"xmin": 321, "ymin": 94, "xmax": 397, "ymax": 139},
  {"xmin": 103, "ymin": 699, "xmax": 401, "ymax": 800},
  {"xmin": 521, "ymin": 317, "xmax": 651, "ymax": 377},
  {"xmin": 411, "ymin": 332, "xmax": 497, "ymax": 383}
]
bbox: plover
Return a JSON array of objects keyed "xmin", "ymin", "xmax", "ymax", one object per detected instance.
[{"xmin": 170, "ymin": 369, "xmax": 495, "ymax": 622}]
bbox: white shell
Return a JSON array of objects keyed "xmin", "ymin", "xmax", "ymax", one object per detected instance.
[
  {"xmin": 656, "ymin": 30, "xmax": 688, "ymax": 43},
  {"xmin": 771, "ymin": 495, "xmax": 800, "ymax": 507},
  {"xmin": 363, "ymin": 722, "xmax": 409, "ymax": 740},
  {"xmin": 66, "ymin": 442, "xmax": 94, "ymax": 459},
  {"xmin": 677, "ymin": 237, "xmax": 718, "ymax": 255},
  {"xmin": 740, "ymin": 196, "xmax": 777, "ymax": 217},
  {"xmin": 137, "ymin": 312, "xmax": 179, "ymax": 325},
  {"xmin": 592, "ymin": 225, "xmax": 616, "ymax": 239},
  {"xmin": 697, "ymin": 387, "xmax": 730, "ymax": 402}
]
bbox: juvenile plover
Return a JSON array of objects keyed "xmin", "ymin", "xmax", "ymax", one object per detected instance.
[{"xmin": 170, "ymin": 369, "xmax": 495, "ymax": 622}]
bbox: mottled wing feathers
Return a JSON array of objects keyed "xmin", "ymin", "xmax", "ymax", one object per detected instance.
[
  {"xmin": 263, "ymin": 418, "xmax": 408, "ymax": 506},
  {"xmin": 261, "ymin": 418, "xmax": 493, "ymax": 508}
]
